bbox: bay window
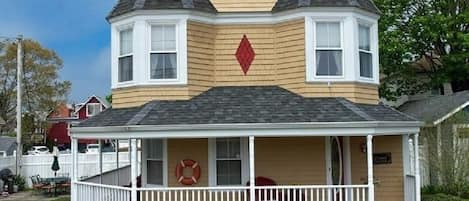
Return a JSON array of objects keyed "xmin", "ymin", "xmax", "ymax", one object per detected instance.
[
  {"xmin": 315, "ymin": 22, "xmax": 343, "ymax": 76},
  {"xmin": 118, "ymin": 28, "xmax": 133, "ymax": 82},
  {"xmin": 150, "ymin": 25, "xmax": 177, "ymax": 80},
  {"xmin": 359, "ymin": 25, "xmax": 373, "ymax": 78}
]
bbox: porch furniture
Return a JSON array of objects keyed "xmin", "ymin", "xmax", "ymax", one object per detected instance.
[{"xmin": 41, "ymin": 176, "xmax": 70, "ymax": 196}]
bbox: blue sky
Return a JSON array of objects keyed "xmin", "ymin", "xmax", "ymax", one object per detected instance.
[{"xmin": 0, "ymin": 1, "xmax": 116, "ymax": 103}]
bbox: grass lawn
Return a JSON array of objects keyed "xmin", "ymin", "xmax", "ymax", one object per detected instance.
[{"xmin": 51, "ymin": 197, "xmax": 70, "ymax": 201}]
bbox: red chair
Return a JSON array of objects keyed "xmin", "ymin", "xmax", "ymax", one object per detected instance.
[{"xmin": 246, "ymin": 177, "xmax": 278, "ymax": 201}]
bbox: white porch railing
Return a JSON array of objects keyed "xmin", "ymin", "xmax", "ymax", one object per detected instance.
[
  {"xmin": 75, "ymin": 181, "xmax": 131, "ymax": 201},
  {"xmin": 137, "ymin": 185, "xmax": 369, "ymax": 201}
]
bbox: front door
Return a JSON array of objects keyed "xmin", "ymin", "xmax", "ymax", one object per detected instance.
[{"xmin": 328, "ymin": 136, "xmax": 344, "ymax": 185}]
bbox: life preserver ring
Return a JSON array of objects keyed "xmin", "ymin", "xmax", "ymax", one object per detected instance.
[{"xmin": 175, "ymin": 159, "xmax": 201, "ymax": 185}]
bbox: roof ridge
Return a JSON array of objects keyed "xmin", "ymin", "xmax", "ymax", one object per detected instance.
[
  {"xmin": 337, "ymin": 98, "xmax": 375, "ymax": 121},
  {"xmin": 125, "ymin": 101, "xmax": 158, "ymax": 125}
]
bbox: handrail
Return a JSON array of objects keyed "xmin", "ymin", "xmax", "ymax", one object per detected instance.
[
  {"xmin": 74, "ymin": 181, "xmax": 131, "ymax": 191},
  {"xmin": 138, "ymin": 184, "xmax": 368, "ymax": 191}
]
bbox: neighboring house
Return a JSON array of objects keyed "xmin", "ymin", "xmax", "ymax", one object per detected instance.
[
  {"xmin": 0, "ymin": 117, "xmax": 5, "ymax": 126},
  {"xmin": 47, "ymin": 96, "xmax": 110, "ymax": 149},
  {"xmin": 398, "ymin": 91, "xmax": 469, "ymax": 186},
  {"xmin": 0, "ymin": 136, "xmax": 17, "ymax": 157},
  {"xmin": 70, "ymin": 1, "xmax": 422, "ymax": 201}
]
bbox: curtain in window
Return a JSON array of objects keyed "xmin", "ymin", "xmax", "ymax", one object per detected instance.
[
  {"xmin": 150, "ymin": 53, "xmax": 177, "ymax": 79},
  {"xmin": 315, "ymin": 22, "xmax": 342, "ymax": 76},
  {"xmin": 316, "ymin": 50, "xmax": 342, "ymax": 76},
  {"xmin": 120, "ymin": 29, "xmax": 133, "ymax": 55}
]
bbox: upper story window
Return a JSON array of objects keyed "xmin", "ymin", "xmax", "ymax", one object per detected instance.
[
  {"xmin": 150, "ymin": 25, "xmax": 178, "ymax": 80},
  {"xmin": 359, "ymin": 25, "xmax": 372, "ymax": 78},
  {"xmin": 86, "ymin": 103, "xmax": 101, "ymax": 117},
  {"xmin": 119, "ymin": 28, "xmax": 133, "ymax": 82},
  {"xmin": 315, "ymin": 22, "xmax": 343, "ymax": 77}
]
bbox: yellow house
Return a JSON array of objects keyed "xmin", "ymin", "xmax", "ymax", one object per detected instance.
[{"xmin": 71, "ymin": 0, "xmax": 423, "ymax": 201}]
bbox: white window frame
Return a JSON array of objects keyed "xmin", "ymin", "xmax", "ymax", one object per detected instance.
[
  {"xmin": 149, "ymin": 23, "xmax": 179, "ymax": 81},
  {"xmin": 142, "ymin": 139, "xmax": 168, "ymax": 187},
  {"xmin": 208, "ymin": 138, "xmax": 249, "ymax": 187},
  {"xmin": 118, "ymin": 27, "xmax": 134, "ymax": 83},
  {"xmin": 86, "ymin": 103, "xmax": 102, "ymax": 117},
  {"xmin": 306, "ymin": 18, "xmax": 346, "ymax": 81},
  {"xmin": 358, "ymin": 23, "xmax": 374, "ymax": 80},
  {"xmin": 146, "ymin": 19, "xmax": 187, "ymax": 85}
]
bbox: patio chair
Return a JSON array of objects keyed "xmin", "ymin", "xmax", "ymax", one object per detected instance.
[{"xmin": 30, "ymin": 176, "xmax": 45, "ymax": 194}]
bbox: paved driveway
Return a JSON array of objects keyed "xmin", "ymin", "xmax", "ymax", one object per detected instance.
[{"xmin": 0, "ymin": 191, "xmax": 69, "ymax": 201}]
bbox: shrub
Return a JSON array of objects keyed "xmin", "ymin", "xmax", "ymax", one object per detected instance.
[
  {"xmin": 422, "ymin": 183, "xmax": 469, "ymax": 199},
  {"xmin": 12, "ymin": 175, "xmax": 26, "ymax": 191},
  {"xmin": 422, "ymin": 193, "xmax": 467, "ymax": 201}
]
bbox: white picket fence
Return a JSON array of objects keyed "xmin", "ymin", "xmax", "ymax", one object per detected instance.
[{"xmin": 0, "ymin": 152, "xmax": 137, "ymax": 188}]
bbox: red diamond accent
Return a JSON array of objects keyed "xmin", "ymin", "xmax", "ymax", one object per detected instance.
[{"xmin": 235, "ymin": 35, "xmax": 255, "ymax": 75}]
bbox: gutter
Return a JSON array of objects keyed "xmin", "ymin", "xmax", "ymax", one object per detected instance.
[{"xmin": 71, "ymin": 121, "xmax": 423, "ymax": 134}]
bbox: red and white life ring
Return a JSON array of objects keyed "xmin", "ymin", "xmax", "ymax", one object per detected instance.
[{"xmin": 175, "ymin": 159, "xmax": 201, "ymax": 185}]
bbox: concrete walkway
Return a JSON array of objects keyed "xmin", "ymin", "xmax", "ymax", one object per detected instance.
[{"xmin": 0, "ymin": 191, "xmax": 70, "ymax": 201}]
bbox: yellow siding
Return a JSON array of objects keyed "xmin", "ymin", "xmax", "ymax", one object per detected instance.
[
  {"xmin": 113, "ymin": 19, "xmax": 379, "ymax": 108},
  {"xmin": 351, "ymin": 136, "xmax": 404, "ymax": 201},
  {"xmin": 167, "ymin": 139, "xmax": 209, "ymax": 187},
  {"xmin": 187, "ymin": 21, "xmax": 216, "ymax": 97},
  {"xmin": 256, "ymin": 137, "xmax": 326, "ymax": 184},
  {"xmin": 210, "ymin": 0, "xmax": 277, "ymax": 12},
  {"xmin": 214, "ymin": 24, "xmax": 277, "ymax": 86}
]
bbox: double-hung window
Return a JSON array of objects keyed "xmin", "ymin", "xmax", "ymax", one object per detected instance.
[
  {"xmin": 86, "ymin": 103, "xmax": 101, "ymax": 117},
  {"xmin": 146, "ymin": 139, "xmax": 164, "ymax": 185},
  {"xmin": 150, "ymin": 25, "xmax": 177, "ymax": 80},
  {"xmin": 118, "ymin": 28, "xmax": 133, "ymax": 82},
  {"xmin": 315, "ymin": 22, "xmax": 343, "ymax": 76},
  {"xmin": 359, "ymin": 25, "xmax": 372, "ymax": 78},
  {"xmin": 215, "ymin": 138, "xmax": 242, "ymax": 185}
]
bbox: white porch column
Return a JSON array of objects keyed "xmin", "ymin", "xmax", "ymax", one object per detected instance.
[
  {"xmin": 98, "ymin": 139, "xmax": 103, "ymax": 184},
  {"xmin": 414, "ymin": 133, "xmax": 421, "ymax": 201},
  {"xmin": 367, "ymin": 135, "xmax": 375, "ymax": 201},
  {"xmin": 71, "ymin": 138, "xmax": 78, "ymax": 201},
  {"xmin": 130, "ymin": 138, "xmax": 138, "ymax": 201},
  {"xmin": 249, "ymin": 136, "xmax": 255, "ymax": 201},
  {"xmin": 116, "ymin": 139, "xmax": 120, "ymax": 186}
]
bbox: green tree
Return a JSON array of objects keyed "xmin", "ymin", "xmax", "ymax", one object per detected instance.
[
  {"xmin": 0, "ymin": 39, "xmax": 71, "ymax": 140},
  {"xmin": 376, "ymin": 0, "xmax": 469, "ymax": 100},
  {"xmin": 106, "ymin": 94, "xmax": 112, "ymax": 104}
]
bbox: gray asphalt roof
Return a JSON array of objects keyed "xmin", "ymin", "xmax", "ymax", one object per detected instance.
[
  {"xmin": 78, "ymin": 86, "xmax": 416, "ymax": 128},
  {"xmin": 107, "ymin": 0, "xmax": 380, "ymax": 20},
  {"xmin": 272, "ymin": 0, "xmax": 380, "ymax": 14},
  {"xmin": 107, "ymin": 0, "xmax": 217, "ymax": 19},
  {"xmin": 398, "ymin": 90, "xmax": 469, "ymax": 125}
]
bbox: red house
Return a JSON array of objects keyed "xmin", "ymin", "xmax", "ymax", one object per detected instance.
[{"xmin": 47, "ymin": 95, "xmax": 110, "ymax": 147}]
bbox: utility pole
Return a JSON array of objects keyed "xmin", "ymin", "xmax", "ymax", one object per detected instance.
[{"xmin": 16, "ymin": 35, "xmax": 23, "ymax": 176}]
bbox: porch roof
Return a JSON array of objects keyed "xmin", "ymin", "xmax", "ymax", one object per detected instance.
[{"xmin": 78, "ymin": 86, "xmax": 417, "ymax": 128}]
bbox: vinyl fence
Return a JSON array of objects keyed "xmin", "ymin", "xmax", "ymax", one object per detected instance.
[{"xmin": 0, "ymin": 152, "xmax": 140, "ymax": 188}]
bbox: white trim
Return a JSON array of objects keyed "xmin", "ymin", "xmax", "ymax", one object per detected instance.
[
  {"xmin": 311, "ymin": 20, "xmax": 345, "ymax": 79},
  {"xmin": 108, "ymin": 8, "xmax": 380, "ymax": 25},
  {"xmin": 74, "ymin": 95, "xmax": 109, "ymax": 114},
  {"xmin": 366, "ymin": 135, "xmax": 374, "ymax": 201},
  {"xmin": 343, "ymin": 136, "xmax": 352, "ymax": 185},
  {"xmin": 325, "ymin": 137, "xmax": 332, "ymax": 185},
  {"xmin": 208, "ymin": 137, "xmax": 249, "ymax": 187},
  {"xmin": 71, "ymin": 121, "xmax": 422, "ymax": 139},
  {"xmin": 142, "ymin": 139, "xmax": 168, "ymax": 187}
]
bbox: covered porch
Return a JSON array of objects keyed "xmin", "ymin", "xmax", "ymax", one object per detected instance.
[{"xmin": 70, "ymin": 122, "xmax": 421, "ymax": 201}]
